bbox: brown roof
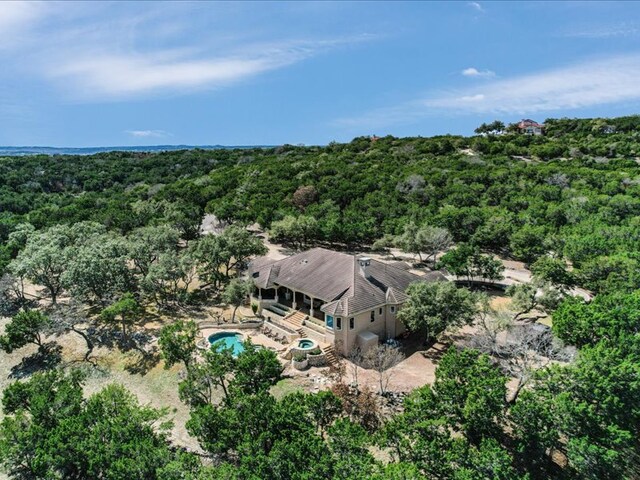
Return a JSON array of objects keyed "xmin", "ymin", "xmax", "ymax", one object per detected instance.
[
  {"xmin": 518, "ymin": 119, "xmax": 544, "ymax": 128},
  {"xmin": 249, "ymin": 247, "xmax": 447, "ymax": 316}
]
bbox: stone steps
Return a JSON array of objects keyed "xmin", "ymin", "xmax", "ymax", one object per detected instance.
[
  {"xmin": 322, "ymin": 345, "xmax": 338, "ymax": 365},
  {"xmin": 284, "ymin": 311, "xmax": 306, "ymax": 329}
]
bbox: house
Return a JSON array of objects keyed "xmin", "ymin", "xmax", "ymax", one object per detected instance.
[
  {"xmin": 518, "ymin": 119, "xmax": 544, "ymax": 135},
  {"xmin": 249, "ymin": 248, "xmax": 446, "ymax": 355}
]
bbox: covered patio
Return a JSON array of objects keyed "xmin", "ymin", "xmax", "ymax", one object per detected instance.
[{"xmin": 253, "ymin": 285, "xmax": 326, "ymax": 321}]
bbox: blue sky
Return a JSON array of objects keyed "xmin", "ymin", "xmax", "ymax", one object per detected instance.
[{"xmin": 1, "ymin": 1, "xmax": 640, "ymax": 146}]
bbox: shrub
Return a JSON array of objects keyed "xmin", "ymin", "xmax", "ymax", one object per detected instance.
[{"xmin": 293, "ymin": 352, "xmax": 307, "ymax": 362}]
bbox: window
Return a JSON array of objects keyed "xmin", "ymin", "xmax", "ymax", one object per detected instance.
[
  {"xmin": 326, "ymin": 315, "xmax": 334, "ymax": 330},
  {"xmin": 390, "ymin": 306, "xmax": 396, "ymax": 314},
  {"xmin": 349, "ymin": 317, "xmax": 354, "ymax": 330},
  {"xmin": 336, "ymin": 317, "xmax": 342, "ymax": 330},
  {"xmin": 370, "ymin": 311, "xmax": 375, "ymax": 323},
  {"xmin": 379, "ymin": 307, "xmax": 382, "ymax": 315}
]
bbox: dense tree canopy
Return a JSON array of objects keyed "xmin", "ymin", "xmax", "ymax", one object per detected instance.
[
  {"xmin": 2, "ymin": 115, "xmax": 640, "ymax": 478},
  {"xmin": 2, "ymin": 115, "xmax": 640, "ymax": 296},
  {"xmin": 397, "ymin": 281, "xmax": 480, "ymax": 344},
  {"xmin": 0, "ymin": 370, "xmax": 195, "ymax": 479}
]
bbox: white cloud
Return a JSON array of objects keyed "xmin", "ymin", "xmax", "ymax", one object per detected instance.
[
  {"xmin": 564, "ymin": 22, "xmax": 639, "ymax": 39},
  {"xmin": 45, "ymin": 37, "xmax": 364, "ymax": 99},
  {"xmin": 335, "ymin": 54, "xmax": 640, "ymax": 128},
  {"xmin": 51, "ymin": 53, "xmax": 292, "ymax": 98},
  {"xmin": 458, "ymin": 94, "xmax": 485, "ymax": 102},
  {"xmin": 468, "ymin": 2, "xmax": 484, "ymax": 13},
  {"xmin": 0, "ymin": 3, "xmax": 375, "ymax": 101},
  {"xmin": 126, "ymin": 129, "xmax": 171, "ymax": 138},
  {"xmin": 461, "ymin": 67, "xmax": 495, "ymax": 78},
  {"xmin": 0, "ymin": 1, "xmax": 45, "ymax": 49},
  {"xmin": 427, "ymin": 55, "xmax": 640, "ymax": 114}
]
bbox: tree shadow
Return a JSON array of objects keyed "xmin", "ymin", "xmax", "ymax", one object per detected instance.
[
  {"xmin": 9, "ymin": 342, "xmax": 62, "ymax": 379},
  {"xmin": 124, "ymin": 345, "xmax": 161, "ymax": 375},
  {"xmin": 420, "ymin": 342, "xmax": 451, "ymax": 362}
]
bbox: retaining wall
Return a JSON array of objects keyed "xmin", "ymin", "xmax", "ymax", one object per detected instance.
[
  {"xmin": 263, "ymin": 322, "xmax": 300, "ymax": 343},
  {"xmin": 307, "ymin": 353, "xmax": 327, "ymax": 367},
  {"xmin": 198, "ymin": 320, "xmax": 263, "ymax": 330}
]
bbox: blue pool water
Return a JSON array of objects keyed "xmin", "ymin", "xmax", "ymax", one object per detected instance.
[
  {"xmin": 208, "ymin": 332, "xmax": 245, "ymax": 356},
  {"xmin": 298, "ymin": 339, "xmax": 315, "ymax": 349}
]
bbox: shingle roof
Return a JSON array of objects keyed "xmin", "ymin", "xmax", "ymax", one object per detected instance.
[
  {"xmin": 518, "ymin": 119, "xmax": 544, "ymax": 128},
  {"xmin": 249, "ymin": 247, "xmax": 447, "ymax": 316}
]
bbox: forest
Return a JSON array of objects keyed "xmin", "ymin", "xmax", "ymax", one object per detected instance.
[
  {"xmin": 0, "ymin": 115, "xmax": 639, "ymax": 479},
  {"xmin": 2, "ymin": 115, "xmax": 640, "ymax": 294}
]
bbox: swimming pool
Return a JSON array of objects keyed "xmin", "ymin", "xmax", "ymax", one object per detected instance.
[{"xmin": 208, "ymin": 332, "xmax": 245, "ymax": 356}]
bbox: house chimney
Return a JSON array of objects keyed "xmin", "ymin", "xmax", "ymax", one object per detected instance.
[{"xmin": 358, "ymin": 257, "xmax": 371, "ymax": 279}]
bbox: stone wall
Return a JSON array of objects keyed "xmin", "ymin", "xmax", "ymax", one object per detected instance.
[
  {"xmin": 198, "ymin": 320, "xmax": 262, "ymax": 330},
  {"xmin": 307, "ymin": 352, "xmax": 327, "ymax": 367},
  {"xmin": 263, "ymin": 321, "xmax": 300, "ymax": 343}
]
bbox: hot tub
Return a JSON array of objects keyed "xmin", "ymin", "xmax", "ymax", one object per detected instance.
[{"xmin": 296, "ymin": 338, "xmax": 317, "ymax": 351}]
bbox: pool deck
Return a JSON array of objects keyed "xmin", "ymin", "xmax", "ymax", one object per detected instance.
[{"xmin": 201, "ymin": 327, "xmax": 289, "ymax": 353}]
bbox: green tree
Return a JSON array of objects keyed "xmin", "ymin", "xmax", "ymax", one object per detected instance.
[
  {"xmin": 475, "ymin": 120, "xmax": 505, "ymax": 135},
  {"xmin": 158, "ymin": 319, "xmax": 198, "ymax": 371},
  {"xmin": 378, "ymin": 348, "xmax": 514, "ymax": 478},
  {"xmin": 576, "ymin": 254, "xmax": 640, "ymax": 294},
  {"xmin": 188, "ymin": 234, "xmax": 227, "ymax": 289},
  {"xmin": 99, "ymin": 292, "xmax": 142, "ymax": 344},
  {"xmin": 0, "ymin": 309, "xmax": 51, "ymax": 353},
  {"xmin": 0, "ymin": 370, "xmax": 194, "ymax": 479},
  {"xmin": 397, "ymin": 281, "xmax": 479, "ymax": 344},
  {"xmin": 63, "ymin": 235, "xmax": 133, "ymax": 305},
  {"xmin": 143, "ymin": 251, "xmax": 196, "ymax": 307},
  {"xmin": 217, "ymin": 225, "xmax": 268, "ymax": 279},
  {"xmin": 514, "ymin": 337, "xmax": 640, "ymax": 479},
  {"xmin": 9, "ymin": 228, "xmax": 70, "ymax": 305},
  {"xmin": 470, "ymin": 212, "xmax": 514, "ymax": 252},
  {"xmin": 396, "ymin": 223, "xmax": 452, "ymax": 265},
  {"xmin": 395, "ymin": 221, "xmax": 422, "ymax": 260},
  {"xmin": 509, "ymin": 389, "xmax": 559, "ymax": 475},
  {"xmin": 530, "ymin": 255, "xmax": 574, "ymax": 290},
  {"xmin": 127, "ymin": 225, "xmax": 180, "ymax": 277},
  {"xmin": 306, "ymin": 391, "xmax": 343, "ymax": 436},
  {"xmin": 5, "ymin": 223, "xmax": 35, "ymax": 255},
  {"xmin": 163, "ymin": 201, "xmax": 203, "ymax": 242},
  {"xmin": 428, "ymin": 348, "xmax": 507, "ymax": 443},
  {"xmin": 509, "ymin": 224, "xmax": 548, "ymax": 264},
  {"xmin": 8, "ymin": 223, "xmax": 106, "ymax": 305},
  {"xmin": 507, "ymin": 282, "xmax": 564, "ymax": 321},
  {"xmin": 179, "ymin": 344, "xmax": 236, "ymax": 406},
  {"xmin": 552, "ymin": 292, "xmax": 640, "ymax": 347},
  {"xmin": 221, "ymin": 278, "xmax": 253, "ymax": 323},
  {"xmin": 438, "ymin": 243, "xmax": 504, "ymax": 285},
  {"xmin": 231, "ymin": 340, "xmax": 283, "ymax": 396},
  {"xmin": 270, "ymin": 215, "xmax": 318, "ymax": 249}
]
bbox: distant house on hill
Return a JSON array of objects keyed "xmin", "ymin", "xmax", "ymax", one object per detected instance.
[
  {"xmin": 249, "ymin": 248, "xmax": 446, "ymax": 355},
  {"xmin": 518, "ymin": 119, "xmax": 545, "ymax": 135}
]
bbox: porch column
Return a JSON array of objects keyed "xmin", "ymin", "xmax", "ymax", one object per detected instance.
[
  {"xmin": 310, "ymin": 296, "xmax": 315, "ymax": 317},
  {"xmin": 258, "ymin": 287, "xmax": 262, "ymax": 300},
  {"xmin": 292, "ymin": 288, "xmax": 297, "ymax": 309},
  {"xmin": 274, "ymin": 287, "xmax": 279, "ymax": 302}
]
